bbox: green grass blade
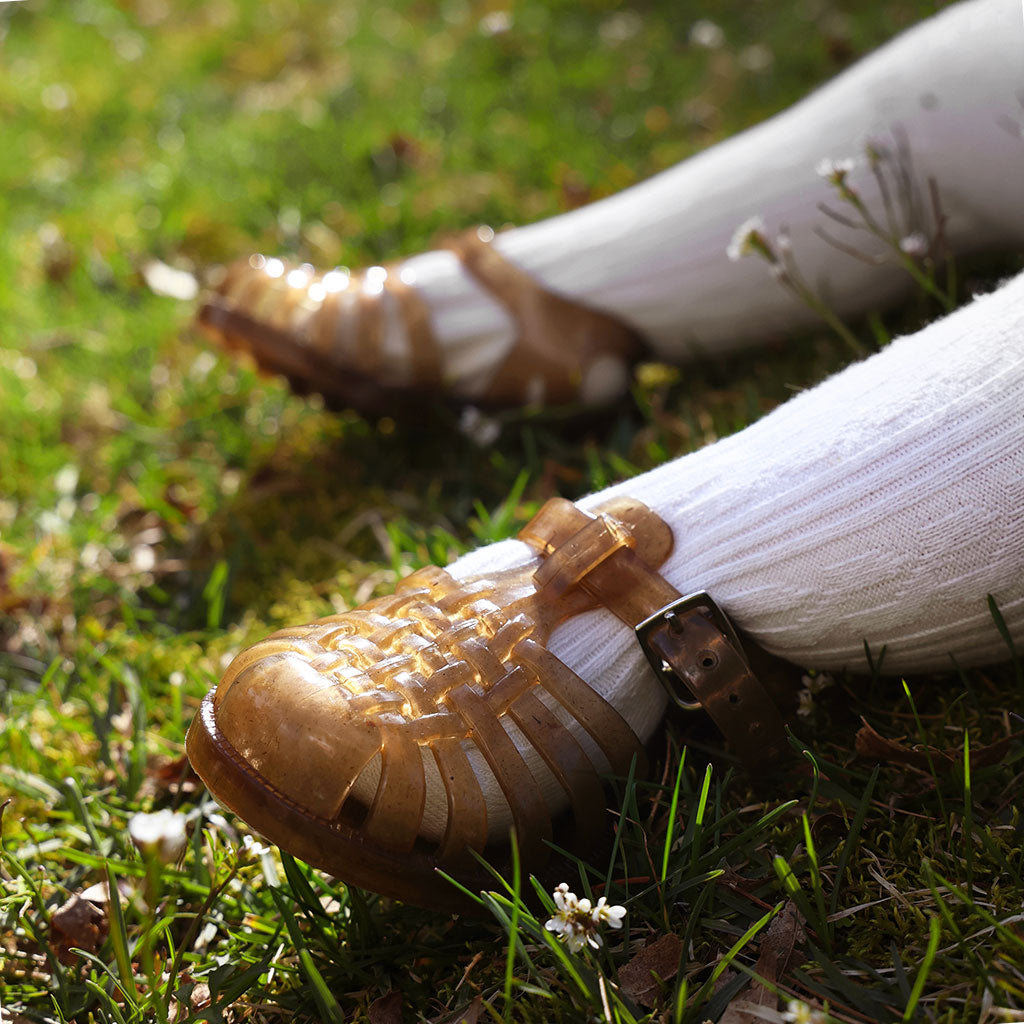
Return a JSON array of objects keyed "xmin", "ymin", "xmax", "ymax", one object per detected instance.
[
  {"xmin": 661, "ymin": 746, "xmax": 686, "ymax": 882},
  {"xmin": 270, "ymin": 888, "xmax": 345, "ymax": 1024},
  {"xmin": 688, "ymin": 762, "xmax": 713, "ymax": 870},
  {"xmin": 902, "ymin": 916, "xmax": 941, "ymax": 1022},
  {"xmin": 104, "ymin": 863, "xmax": 139, "ymax": 1006},
  {"xmin": 503, "ymin": 829, "xmax": 523, "ymax": 1023},
  {"xmin": 830, "ymin": 765, "xmax": 879, "ymax": 918},
  {"xmin": 987, "ymin": 593, "xmax": 1022, "ymax": 686}
]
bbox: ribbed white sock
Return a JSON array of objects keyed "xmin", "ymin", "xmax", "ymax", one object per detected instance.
[
  {"xmin": 414, "ymin": 271, "xmax": 1024, "ymax": 839},
  {"xmin": 394, "ymin": 0, "xmax": 1024, "ymax": 395}
]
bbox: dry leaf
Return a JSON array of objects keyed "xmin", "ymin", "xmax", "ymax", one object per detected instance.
[
  {"xmin": 718, "ymin": 902, "xmax": 804, "ymax": 1024},
  {"xmin": 855, "ymin": 719, "xmax": 1022, "ymax": 772},
  {"xmin": 190, "ymin": 982, "xmax": 212, "ymax": 1010},
  {"xmin": 141, "ymin": 753, "xmax": 201, "ymax": 798},
  {"xmin": 369, "ymin": 990, "xmax": 404, "ymax": 1024},
  {"xmin": 618, "ymin": 933, "xmax": 683, "ymax": 1008},
  {"xmin": 434, "ymin": 995, "xmax": 484, "ymax": 1024},
  {"xmin": 51, "ymin": 894, "xmax": 108, "ymax": 964}
]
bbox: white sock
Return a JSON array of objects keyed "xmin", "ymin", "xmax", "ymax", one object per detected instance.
[
  {"xmin": 393, "ymin": 0, "xmax": 1024, "ymax": 394},
  {"xmin": 416, "ymin": 270, "xmax": 1024, "ymax": 839}
]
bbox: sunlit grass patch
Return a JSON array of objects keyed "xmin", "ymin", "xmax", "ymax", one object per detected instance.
[{"xmin": 3, "ymin": 0, "xmax": 1024, "ymax": 1020}]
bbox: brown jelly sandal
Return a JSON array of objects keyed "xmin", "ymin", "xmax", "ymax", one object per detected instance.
[
  {"xmin": 196, "ymin": 257, "xmax": 441, "ymax": 415},
  {"xmin": 185, "ymin": 497, "xmax": 788, "ymax": 912},
  {"xmin": 195, "ymin": 231, "xmax": 645, "ymax": 415}
]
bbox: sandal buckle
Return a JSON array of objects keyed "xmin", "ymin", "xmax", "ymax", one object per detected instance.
[
  {"xmin": 635, "ymin": 592, "xmax": 790, "ymax": 770},
  {"xmin": 635, "ymin": 592, "xmax": 744, "ymax": 710}
]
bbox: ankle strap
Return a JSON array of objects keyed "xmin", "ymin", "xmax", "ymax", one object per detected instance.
[
  {"xmin": 448, "ymin": 229, "xmax": 645, "ymax": 406},
  {"xmin": 518, "ymin": 497, "xmax": 790, "ymax": 772}
]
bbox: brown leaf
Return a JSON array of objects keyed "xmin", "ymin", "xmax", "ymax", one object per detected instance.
[
  {"xmin": 190, "ymin": 983, "xmax": 211, "ymax": 1011},
  {"xmin": 855, "ymin": 719, "xmax": 1024, "ymax": 772},
  {"xmin": 719, "ymin": 902, "xmax": 805, "ymax": 1024},
  {"xmin": 618, "ymin": 933, "xmax": 683, "ymax": 1008},
  {"xmin": 369, "ymin": 990, "xmax": 404, "ymax": 1024},
  {"xmin": 433, "ymin": 996, "xmax": 484, "ymax": 1024},
  {"xmin": 51, "ymin": 894, "xmax": 109, "ymax": 964},
  {"xmin": 142, "ymin": 753, "xmax": 200, "ymax": 798}
]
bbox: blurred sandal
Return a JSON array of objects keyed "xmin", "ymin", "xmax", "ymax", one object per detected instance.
[{"xmin": 197, "ymin": 228, "xmax": 645, "ymax": 416}]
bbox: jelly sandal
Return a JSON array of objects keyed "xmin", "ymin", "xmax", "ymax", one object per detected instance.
[
  {"xmin": 186, "ymin": 496, "xmax": 788, "ymax": 912},
  {"xmin": 196, "ymin": 230, "xmax": 644, "ymax": 414}
]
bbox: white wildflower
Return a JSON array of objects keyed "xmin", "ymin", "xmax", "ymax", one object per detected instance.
[
  {"xmin": 130, "ymin": 544, "xmax": 156, "ymax": 572},
  {"xmin": 128, "ymin": 809, "xmax": 188, "ymax": 864},
  {"xmin": 240, "ymin": 833, "xmax": 271, "ymax": 860},
  {"xmin": 689, "ymin": 19, "xmax": 725, "ymax": 49},
  {"xmin": 782, "ymin": 998, "xmax": 828, "ymax": 1023},
  {"xmin": 142, "ymin": 259, "xmax": 199, "ymax": 301},
  {"xmin": 458, "ymin": 405, "xmax": 501, "ymax": 447},
  {"xmin": 727, "ymin": 215, "xmax": 770, "ymax": 263},
  {"xmin": 591, "ymin": 896, "xmax": 627, "ymax": 929},
  {"xmin": 801, "ymin": 671, "xmax": 834, "ymax": 695},
  {"xmin": 54, "ymin": 464, "xmax": 79, "ymax": 497},
  {"xmin": 815, "ymin": 157, "xmax": 856, "ymax": 184},
  {"xmin": 898, "ymin": 232, "xmax": 929, "ymax": 257},
  {"xmin": 545, "ymin": 884, "xmax": 625, "ymax": 953},
  {"xmin": 38, "ymin": 509, "xmax": 68, "ymax": 535},
  {"xmin": 796, "ymin": 688, "xmax": 816, "ymax": 718},
  {"xmin": 479, "ymin": 10, "xmax": 512, "ymax": 36}
]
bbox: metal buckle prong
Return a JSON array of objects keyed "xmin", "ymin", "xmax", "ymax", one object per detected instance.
[{"xmin": 635, "ymin": 591, "xmax": 750, "ymax": 711}]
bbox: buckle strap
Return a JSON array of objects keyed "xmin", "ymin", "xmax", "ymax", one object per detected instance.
[
  {"xmin": 635, "ymin": 594, "xmax": 790, "ymax": 771},
  {"xmin": 518, "ymin": 497, "xmax": 789, "ymax": 772}
]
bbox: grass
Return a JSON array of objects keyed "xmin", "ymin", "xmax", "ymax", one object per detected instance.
[{"xmin": 2, "ymin": 0, "xmax": 1024, "ymax": 1021}]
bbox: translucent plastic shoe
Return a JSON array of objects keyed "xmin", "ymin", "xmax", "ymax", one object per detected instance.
[
  {"xmin": 197, "ymin": 230, "xmax": 644, "ymax": 414},
  {"xmin": 186, "ymin": 496, "xmax": 788, "ymax": 910}
]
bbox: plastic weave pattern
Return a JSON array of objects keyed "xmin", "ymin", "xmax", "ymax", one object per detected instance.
[
  {"xmin": 197, "ymin": 254, "xmax": 440, "ymax": 412},
  {"xmin": 186, "ymin": 497, "xmax": 679, "ymax": 909},
  {"xmin": 196, "ymin": 233, "xmax": 644, "ymax": 411}
]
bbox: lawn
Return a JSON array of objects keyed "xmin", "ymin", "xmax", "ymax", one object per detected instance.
[{"xmin": 2, "ymin": 0, "xmax": 1023, "ymax": 1021}]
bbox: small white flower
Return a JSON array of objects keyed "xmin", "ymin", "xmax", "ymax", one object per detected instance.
[
  {"xmin": 552, "ymin": 881, "xmax": 576, "ymax": 913},
  {"xmin": 54, "ymin": 464, "xmax": 79, "ymax": 497},
  {"xmin": 458, "ymin": 406, "xmax": 501, "ymax": 447},
  {"xmin": 801, "ymin": 671, "xmax": 834, "ymax": 695},
  {"xmin": 815, "ymin": 157, "xmax": 856, "ymax": 184},
  {"xmin": 240, "ymin": 833, "xmax": 270, "ymax": 860},
  {"xmin": 782, "ymin": 999, "xmax": 828, "ymax": 1024},
  {"xmin": 128, "ymin": 809, "xmax": 188, "ymax": 864},
  {"xmin": 142, "ymin": 259, "xmax": 199, "ymax": 301},
  {"xmin": 479, "ymin": 10, "xmax": 512, "ymax": 36},
  {"xmin": 544, "ymin": 884, "xmax": 626, "ymax": 954},
  {"xmin": 689, "ymin": 18, "xmax": 725, "ymax": 49},
  {"xmin": 726, "ymin": 215, "xmax": 769, "ymax": 263},
  {"xmin": 796, "ymin": 688, "xmax": 815, "ymax": 718},
  {"xmin": 591, "ymin": 896, "xmax": 627, "ymax": 928},
  {"xmin": 898, "ymin": 232, "xmax": 929, "ymax": 257},
  {"xmin": 38, "ymin": 509, "xmax": 68, "ymax": 535}
]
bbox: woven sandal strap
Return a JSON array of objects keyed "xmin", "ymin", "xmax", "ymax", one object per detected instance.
[
  {"xmin": 518, "ymin": 497, "xmax": 790, "ymax": 772},
  {"xmin": 200, "ymin": 257, "xmax": 443, "ymax": 405},
  {"xmin": 448, "ymin": 229, "xmax": 644, "ymax": 406}
]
